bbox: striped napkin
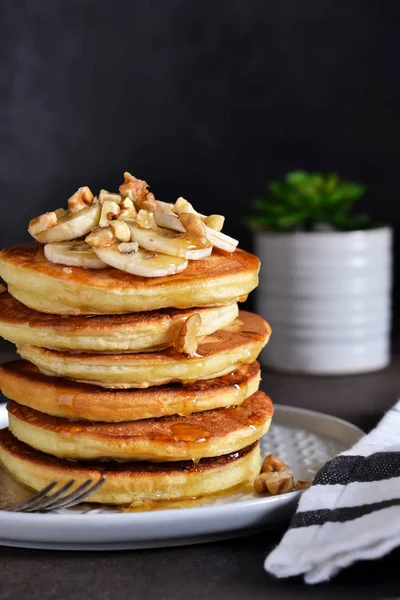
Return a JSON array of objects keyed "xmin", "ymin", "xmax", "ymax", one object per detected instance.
[{"xmin": 265, "ymin": 400, "xmax": 400, "ymax": 584}]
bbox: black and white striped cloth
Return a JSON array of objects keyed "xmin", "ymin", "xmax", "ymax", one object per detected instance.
[{"xmin": 265, "ymin": 401, "xmax": 400, "ymax": 584}]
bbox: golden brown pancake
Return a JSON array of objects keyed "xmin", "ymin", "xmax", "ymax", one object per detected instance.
[
  {"xmin": 7, "ymin": 391, "xmax": 272, "ymax": 461},
  {"xmin": 0, "ymin": 360, "xmax": 261, "ymax": 421},
  {"xmin": 17, "ymin": 311, "xmax": 270, "ymax": 388},
  {"xmin": 0, "ymin": 292, "xmax": 238, "ymax": 353},
  {"xmin": 0, "ymin": 430, "xmax": 261, "ymax": 504},
  {"xmin": 0, "ymin": 244, "xmax": 259, "ymax": 314}
]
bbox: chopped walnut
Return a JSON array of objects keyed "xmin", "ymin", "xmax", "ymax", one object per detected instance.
[
  {"xmin": 205, "ymin": 214, "xmax": 225, "ymax": 232},
  {"xmin": 28, "ymin": 212, "xmax": 58, "ymax": 236},
  {"xmin": 173, "ymin": 197, "xmax": 197, "ymax": 215},
  {"xmin": 68, "ymin": 186, "xmax": 94, "ymax": 213},
  {"xmin": 254, "ymin": 472, "xmax": 294, "ymax": 495},
  {"xmin": 180, "ymin": 213, "xmax": 207, "ymax": 248},
  {"xmin": 118, "ymin": 241, "xmax": 139, "ymax": 254},
  {"xmin": 174, "ymin": 313, "xmax": 202, "ymax": 356},
  {"xmin": 141, "ymin": 192, "xmax": 157, "ymax": 213},
  {"xmin": 119, "ymin": 172, "xmax": 158, "ymax": 212},
  {"xmin": 135, "ymin": 209, "xmax": 158, "ymax": 230},
  {"xmin": 99, "ymin": 189, "xmax": 122, "ymax": 206},
  {"xmin": 85, "ymin": 226, "xmax": 116, "ymax": 248},
  {"xmin": 294, "ymin": 480, "xmax": 311, "ymax": 491},
  {"xmin": 109, "ymin": 219, "xmax": 131, "ymax": 242},
  {"xmin": 99, "ymin": 200, "xmax": 120, "ymax": 227},
  {"xmin": 119, "ymin": 172, "xmax": 147, "ymax": 201},
  {"xmin": 261, "ymin": 454, "xmax": 289, "ymax": 474},
  {"xmin": 119, "ymin": 198, "xmax": 137, "ymax": 219}
]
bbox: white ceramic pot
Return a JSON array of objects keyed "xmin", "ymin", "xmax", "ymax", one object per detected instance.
[{"xmin": 254, "ymin": 227, "xmax": 393, "ymax": 374}]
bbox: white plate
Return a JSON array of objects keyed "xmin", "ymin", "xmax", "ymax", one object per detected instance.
[{"xmin": 0, "ymin": 404, "xmax": 363, "ymax": 550}]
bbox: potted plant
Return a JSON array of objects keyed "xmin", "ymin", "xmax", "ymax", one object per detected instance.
[{"xmin": 250, "ymin": 171, "xmax": 393, "ymax": 374}]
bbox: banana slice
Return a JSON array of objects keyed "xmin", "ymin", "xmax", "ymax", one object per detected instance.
[
  {"xmin": 155, "ymin": 200, "xmax": 177, "ymax": 216},
  {"xmin": 44, "ymin": 241, "xmax": 107, "ymax": 269},
  {"xmin": 204, "ymin": 227, "xmax": 238, "ymax": 253},
  {"xmin": 127, "ymin": 222, "xmax": 212, "ymax": 260},
  {"xmin": 154, "ymin": 210, "xmax": 185, "ymax": 232},
  {"xmin": 94, "ymin": 244, "xmax": 188, "ymax": 277},
  {"xmin": 153, "ymin": 209, "xmax": 238, "ymax": 253},
  {"xmin": 29, "ymin": 204, "xmax": 101, "ymax": 243}
]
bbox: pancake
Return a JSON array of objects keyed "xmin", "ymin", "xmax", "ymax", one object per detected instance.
[
  {"xmin": 17, "ymin": 311, "xmax": 270, "ymax": 388},
  {"xmin": 0, "ymin": 430, "xmax": 261, "ymax": 504},
  {"xmin": 0, "ymin": 292, "xmax": 238, "ymax": 353},
  {"xmin": 7, "ymin": 391, "xmax": 272, "ymax": 461},
  {"xmin": 0, "ymin": 361, "xmax": 261, "ymax": 421},
  {"xmin": 0, "ymin": 244, "xmax": 259, "ymax": 314}
]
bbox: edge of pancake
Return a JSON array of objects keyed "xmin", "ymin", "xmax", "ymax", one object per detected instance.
[
  {"xmin": 0, "ymin": 428, "xmax": 258, "ymax": 476},
  {"xmin": 18, "ymin": 312, "xmax": 271, "ymax": 363},
  {"xmin": 7, "ymin": 392, "xmax": 273, "ymax": 441},
  {"xmin": 0, "ymin": 360, "xmax": 261, "ymax": 421},
  {"xmin": 16, "ymin": 312, "xmax": 270, "ymax": 388},
  {"xmin": 0, "ymin": 430, "xmax": 262, "ymax": 503},
  {"xmin": 7, "ymin": 392, "xmax": 273, "ymax": 461},
  {"xmin": 0, "ymin": 244, "xmax": 259, "ymax": 313},
  {"xmin": 0, "ymin": 244, "xmax": 260, "ymax": 291},
  {"xmin": 0, "ymin": 291, "xmax": 237, "ymax": 334}
]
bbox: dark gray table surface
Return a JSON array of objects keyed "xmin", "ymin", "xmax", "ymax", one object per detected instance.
[{"xmin": 1, "ymin": 339, "xmax": 400, "ymax": 600}]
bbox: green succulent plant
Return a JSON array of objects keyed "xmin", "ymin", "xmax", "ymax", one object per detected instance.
[{"xmin": 250, "ymin": 171, "xmax": 375, "ymax": 232}]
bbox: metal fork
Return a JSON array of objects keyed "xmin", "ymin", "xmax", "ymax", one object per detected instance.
[{"xmin": 4, "ymin": 477, "xmax": 106, "ymax": 512}]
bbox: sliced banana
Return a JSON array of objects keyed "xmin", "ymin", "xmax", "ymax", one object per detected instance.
[
  {"xmin": 29, "ymin": 204, "xmax": 101, "ymax": 243},
  {"xmin": 154, "ymin": 210, "xmax": 185, "ymax": 232},
  {"xmin": 204, "ymin": 227, "xmax": 238, "ymax": 253},
  {"xmin": 94, "ymin": 244, "xmax": 188, "ymax": 277},
  {"xmin": 127, "ymin": 222, "xmax": 212, "ymax": 260},
  {"xmin": 155, "ymin": 200, "xmax": 177, "ymax": 216},
  {"xmin": 153, "ymin": 209, "xmax": 238, "ymax": 253},
  {"xmin": 44, "ymin": 241, "xmax": 107, "ymax": 269}
]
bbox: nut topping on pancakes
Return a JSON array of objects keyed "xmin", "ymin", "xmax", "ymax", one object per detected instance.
[
  {"xmin": 174, "ymin": 313, "xmax": 202, "ymax": 356},
  {"xmin": 27, "ymin": 172, "xmax": 239, "ymax": 277},
  {"xmin": 67, "ymin": 186, "xmax": 94, "ymax": 213}
]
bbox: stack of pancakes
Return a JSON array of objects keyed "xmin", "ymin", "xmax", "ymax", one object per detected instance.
[{"xmin": 0, "ymin": 243, "xmax": 272, "ymax": 506}]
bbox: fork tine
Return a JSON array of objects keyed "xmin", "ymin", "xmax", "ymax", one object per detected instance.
[
  {"xmin": 48, "ymin": 477, "xmax": 106, "ymax": 510},
  {"xmin": 6, "ymin": 481, "xmax": 59, "ymax": 512},
  {"xmin": 24, "ymin": 480, "xmax": 76, "ymax": 512}
]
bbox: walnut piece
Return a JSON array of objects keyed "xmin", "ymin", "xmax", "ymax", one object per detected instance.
[
  {"xmin": 119, "ymin": 172, "xmax": 158, "ymax": 212},
  {"xmin": 141, "ymin": 192, "xmax": 157, "ymax": 213},
  {"xmin": 119, "ymin": 198, "xmax": 137, "ymax": 219},
  {"xmin": 254, "ymin": 472, "xmax": 294, "ymax": 495},
  {"xmin": 118, "ymin": 241, "xmax": 139, "ymax": 254},
  {"xmin": 68, "ymin": 186, "xmax": 94, "ymax": 213},
  {"xmin": 28, "ymin": 212, "xmax": 58, "ymax": 236},
  {"xmin": 261, "ymin": 454, "xmax": 289, "ymax": 474},
  {"xmin": 205, "ymin": 214, "xmax": 225, "ymax": 232},
  {"xmin": 180, "ymin": 213, "xmax": 207, "ymax": 248},
  {"xmin": 174, "ymin": 313, "xmax": 202, "ymax": 356},
  {"xmin": 99, "ymin": 200, "xmax": 120, "ymax": 227},
  {"xmin": 109, "ymin": 219, "xmax": 131, "ymax": 242},
  {"xmin": 86, "ymin": 227, "xmax": 116, "ymax": 248},
  {"xmin": 135, "ymin": 209, "xmax": 158, "ymax": 230},
  {"xmin": 295, "ymin": 480, "xmax": 311, "ymax": 491},
  {"xmin": 173, "ymin": 197, "xmax": 197, "ymax": 215}
]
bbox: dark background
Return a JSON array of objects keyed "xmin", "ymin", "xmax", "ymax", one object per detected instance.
[{"xmin": 1, "ymin": 0, "xmax": 399, "ymax": 311}]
